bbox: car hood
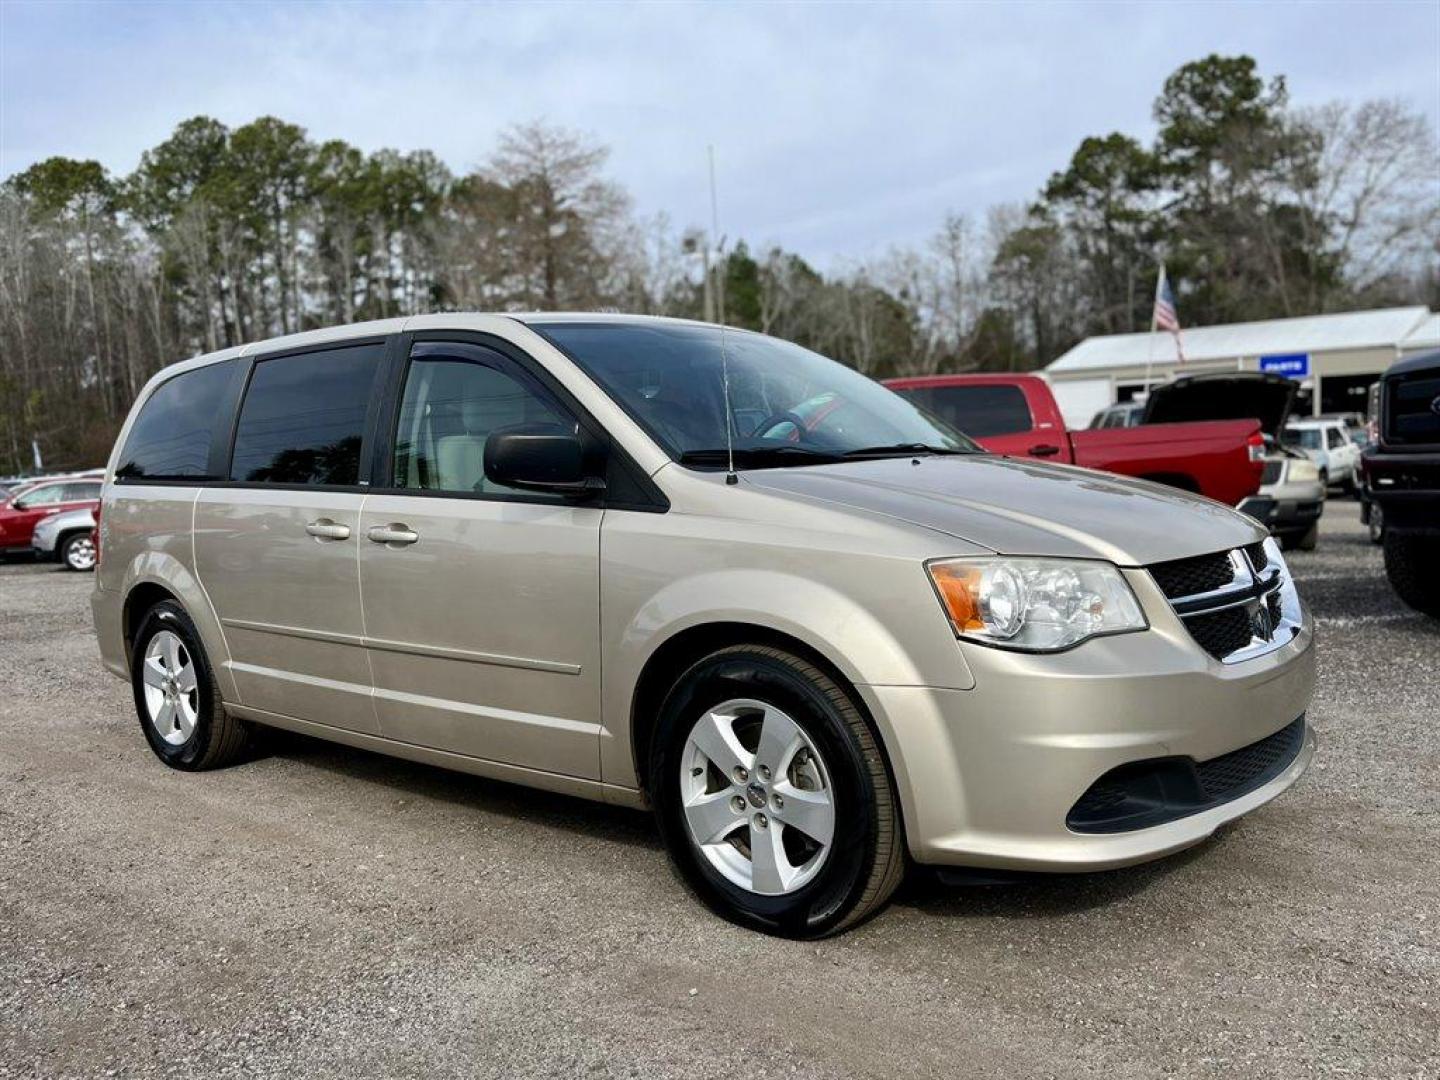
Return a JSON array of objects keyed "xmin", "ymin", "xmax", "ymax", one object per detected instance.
[
  {"xmin": 743, "ymin": 455, "xmax": 1263, "ymax": 566},
  {"xmin": 1142, "ymin": 372, "xmax": 1296, "ymax": 437}
]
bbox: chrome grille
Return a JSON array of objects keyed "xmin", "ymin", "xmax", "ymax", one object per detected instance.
[
  {"xmin": 1149, "ymin": 542, "xmax": 1295, "ymax": 663},
  {"xmin": 1185, "ymin": 606, "xmax": 1254, "ymax": 660},
  {"xmin": 1149, "ymin": 552, "xmax": 1234, "ymax": 599}
]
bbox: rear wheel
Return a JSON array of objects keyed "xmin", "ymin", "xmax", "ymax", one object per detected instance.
[
  {"xmin": 650, "ymin": 645, "xmax": 905, "ymax": 938},
  {"xmin": 60, "ymin": 531, "xmax": 96, "ymax": 571},
  {"xmin": 130, "ymin": 600, "xmax": 251, "ymax": 769},
  {"xmin": 1383, "ymin": 531, "xmax": 1440, "ymax": 618}
]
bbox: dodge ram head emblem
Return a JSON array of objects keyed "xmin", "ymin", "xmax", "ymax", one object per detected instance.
[{"xmin": 1251, "ymin": 604, "xmax": 1274, "ymax": 641}]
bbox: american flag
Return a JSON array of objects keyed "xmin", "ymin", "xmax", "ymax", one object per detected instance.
[{"xmin": 1152, "ymin": 264, "xmax": 1185, "ymax": 362}]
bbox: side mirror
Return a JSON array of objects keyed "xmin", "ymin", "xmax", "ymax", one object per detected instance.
[{"xmin": 484, "ymin": 423, "xmax": 605, "ymax": 498}]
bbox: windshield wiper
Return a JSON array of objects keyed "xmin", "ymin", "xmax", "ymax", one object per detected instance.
[
  {"xmin": 841, "ymin": 443, "xmax": 969, "ymax": 458},
  {"xmin": 679, "ymin": 446, "xmax": 844, "ymax": 469}
]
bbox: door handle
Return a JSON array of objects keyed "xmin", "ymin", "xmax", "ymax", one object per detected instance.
[
  {"xmin": 367, "ymin": 523, "xmax": 419, "ymax": 546},
  {"xmin": 1029, "ymin": 444, "xmax": 1061, "ymax": 457},
  {"xmin": 305, "ymin": 519, "xmax": 351, "ymax": 541}
]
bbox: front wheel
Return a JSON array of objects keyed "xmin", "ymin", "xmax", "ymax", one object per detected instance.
[
  {"xmin": 1383, "ymin": 531, "xmax": 1440, "ymax": 618},
  {"xmin": 1368, "ymin": 502, "xmax": 1384, "ymax": 544},
  {"xmin": 650, "ymin": 645, "xmax": 905, "ymax": 938}
]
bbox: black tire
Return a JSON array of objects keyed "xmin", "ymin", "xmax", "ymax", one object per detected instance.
[
  {"xmin": 130, "ymin": 600, "xmax": 251, "ymax": 770},
  {"xmin": 1294, "ymin": 522, "xmax": 1319, "ymax": 552},
  {"xmin": 1383, "ymin": 531, "xmax": 1440, "ymax": 618},
  {"xmin": 1368, "ymin": 503, "xmax": 1384, "ymax": 544},
  {"xmin": 649, "ymin": 645, "xmax": 905, "ymax": 938},
  {"xmin": 60, "ymin": 531, "xmax": 96, "ymax": 571}
]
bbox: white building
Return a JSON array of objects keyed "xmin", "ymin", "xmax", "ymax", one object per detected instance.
[
  {"xmin": 1044, "ymin": 306, "xmax": 1434, "ymax": 429},
  {"xmin": 1399, "ymin": 311, "xmax": 1440, "ymax": 358}
]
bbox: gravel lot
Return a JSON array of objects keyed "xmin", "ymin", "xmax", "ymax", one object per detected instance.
[{"xmin": 2, "ymin": 500, "xmax": 1436, "ymax": 1079}]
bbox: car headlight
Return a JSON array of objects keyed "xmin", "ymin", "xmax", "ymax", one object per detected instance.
[
  {"xmin": 926, "ymin": 557, "xmax": 1147, "ymax": 651},
  {"xmin": 1288, "ymin": 458, "xmax": 1319, "ymax": 484}
]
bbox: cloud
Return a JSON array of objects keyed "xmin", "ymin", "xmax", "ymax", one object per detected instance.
[{"xmin": 2, "ymin": 0, "xmax": 1436, "ymax": 265}]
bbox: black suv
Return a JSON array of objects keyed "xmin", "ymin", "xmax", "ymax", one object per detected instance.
[{"xmin": 1362, "ymin": 349, "xmax": 1440, "ymax": 616}]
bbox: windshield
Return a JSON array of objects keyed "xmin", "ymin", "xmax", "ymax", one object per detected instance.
[
  {"xmin": 537, "ymin": 322, "xmax": 976, "ymax": 465},
  {"xmin": 1283, "ymin": 428, "xmax": 1322, "ymax": 450}
]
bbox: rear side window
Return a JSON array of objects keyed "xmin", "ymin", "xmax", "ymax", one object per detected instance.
[
  {"xmin": 230, "ymin": 344, "xmax": 382, "ymax": 485},
  {"xmin": 116, "ymin": 360, "xmax": 235, "ymax": 480},
  {"xmin": 62, "ymin": 482, "xmax": 101, "ymax": 501},
  {"xmin": 897, "ymin": 384, "xmax": 1032, "ymax": 438}
]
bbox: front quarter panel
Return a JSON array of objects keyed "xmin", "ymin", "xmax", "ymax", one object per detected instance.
[{"xmin": 598, "ymin": 469, "xmax": 978, "ymax": 790}]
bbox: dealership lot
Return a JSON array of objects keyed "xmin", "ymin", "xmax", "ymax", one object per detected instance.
[{"xmin": 1, "ymin": 501, "xmax": 1435, "ymax": 1079}]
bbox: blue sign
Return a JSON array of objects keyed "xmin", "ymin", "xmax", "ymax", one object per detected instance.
[{"xmin": 1259, "ymin": 353, "xmax": 1310, "ymax": 379}]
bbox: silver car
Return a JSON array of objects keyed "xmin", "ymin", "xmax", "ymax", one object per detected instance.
[
  {"xmin": 90, "ymin": 315, "xmax": 1316, "ymax": 937},
  {"xmin": 32, "ymin": 506, "xmax": 98, "ymax": 570}
]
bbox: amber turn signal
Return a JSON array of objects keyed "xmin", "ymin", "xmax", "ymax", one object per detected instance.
[{"xmin": 927, "ymin": 562, "xmax": 985, "ymax": 633}]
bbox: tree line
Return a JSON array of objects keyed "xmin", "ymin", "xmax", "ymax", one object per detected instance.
[{"xmin": 1, "ymin": 54, "xmax": 1435, "ymax": 472}]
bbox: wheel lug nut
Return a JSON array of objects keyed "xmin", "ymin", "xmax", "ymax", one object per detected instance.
[
  {"xmin": 758, "ymin": 765, "xmax": 772, "ymax": 781},
  {"xmin": 772, "ymin": 794, "xmax": 784, "ymax": 810},
  {"xmin": 730, "ymin": 795, "xmax": 745, "ymax": 813},
  {"xmin": 732, "ymin": 766, "xmax": 748, "ymax": 784},
  {"xmin": 753, "ymin": 813, "xmax": 768, "ymax": 829}
]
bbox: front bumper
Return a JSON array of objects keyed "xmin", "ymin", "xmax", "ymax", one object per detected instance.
[
  {"xmin": 859, "ymin": 568, "xmax": 1316, "ymax": 872},
  {"xmin": 1246, "ymin": 480, "xmax": 1325, "ymax": 535}
]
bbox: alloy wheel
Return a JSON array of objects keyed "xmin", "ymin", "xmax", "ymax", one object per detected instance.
[
  {"xmin": 679, "ymin": 697, "xmax": 835, "ymax": 896},
  {"xmin": 141, "ymin": 630, "xmax": 200, "ymax": 746},
  {"xmin": 65, "ymin": 536, "xmax": 96, "ymax": 571}
]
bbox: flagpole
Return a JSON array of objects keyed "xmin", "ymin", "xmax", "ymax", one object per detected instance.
[{"xmin": 1143, "ymin": 264, "xmax": 1162, "ymax": 399}]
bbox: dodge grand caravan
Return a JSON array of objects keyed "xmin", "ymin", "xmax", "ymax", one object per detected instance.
[{"xmin": 92, "ymin": 315, "xmax": 1316, "ymax": 937}]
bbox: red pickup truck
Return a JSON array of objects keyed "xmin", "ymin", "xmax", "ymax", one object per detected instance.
[{"xmin": 885, "ymin": 373, "xmax": 1265, "ymax": 507}]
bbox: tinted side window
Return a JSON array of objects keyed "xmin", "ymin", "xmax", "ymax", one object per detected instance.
[
  {"xmin": 230, "ymin": 345, "xmax": 381, "ymax": 485},
  {"xmin": 392, "ymin": 344, "xmax": 574, "ymax": 498},
  {"xmin": 900, "ymin": 385, "xmax": 1033, "ymax": 438},
  {"xmin": 116, "ymin": 360, "xmax": 235, "ymax": 480}
]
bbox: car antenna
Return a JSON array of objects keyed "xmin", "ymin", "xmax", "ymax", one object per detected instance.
[{"xmin": 708, "ymin": 144, "xmax": 738, "ymax": 486}]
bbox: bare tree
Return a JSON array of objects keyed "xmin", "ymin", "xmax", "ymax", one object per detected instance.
[
  {"xmin": 486, "ymin": 121, "xmax": 631, "ymax": 308},
  {"xmin": 1297, "ymin": 98, "xmax": 1440, "ymax": 305}
]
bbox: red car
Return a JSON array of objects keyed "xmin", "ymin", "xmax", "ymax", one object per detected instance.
[
  {"xmin": 885, "ymin": 373, "xmax": 1265, "ymax": 507},
  {"xmin": 0, "ymin": 476, "xmax": 103, "ymax": 556}
]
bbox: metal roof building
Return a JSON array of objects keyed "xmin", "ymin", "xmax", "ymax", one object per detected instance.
[
  {"xmin": 1044, "ymin": 306, "xmax": 1434, "ymax": 428},
  {"xmin": 1399, "ymin": 311, "xmax": 1440, "ymax": 357}
]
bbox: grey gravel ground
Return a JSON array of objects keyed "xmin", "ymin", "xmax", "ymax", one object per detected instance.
[{"xmin": 2, "ymin": 500, "xmax": 1436, "ymax": 1079}]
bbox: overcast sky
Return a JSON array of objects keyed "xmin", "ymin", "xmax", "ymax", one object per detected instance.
[{"xmin": 3, "ymin": 0, "xmax": 1437, "ymax": 265}]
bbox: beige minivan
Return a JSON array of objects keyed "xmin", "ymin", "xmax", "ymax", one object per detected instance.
[{"xmin": 92, "ymin": 314, "xmax": 1316, "ymax": 936}]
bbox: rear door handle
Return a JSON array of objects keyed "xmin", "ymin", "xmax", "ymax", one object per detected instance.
[
  {"xmin": 305, "ymin": 519, "xmax": 351, "ymax": 541},
  {"xmin": 367, "ymin": 524, "xmax": 419, "ymax": 546},
  {"xmin": 1029, "ymin": 444, "xmax": 1061, "ymax": 457}
]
